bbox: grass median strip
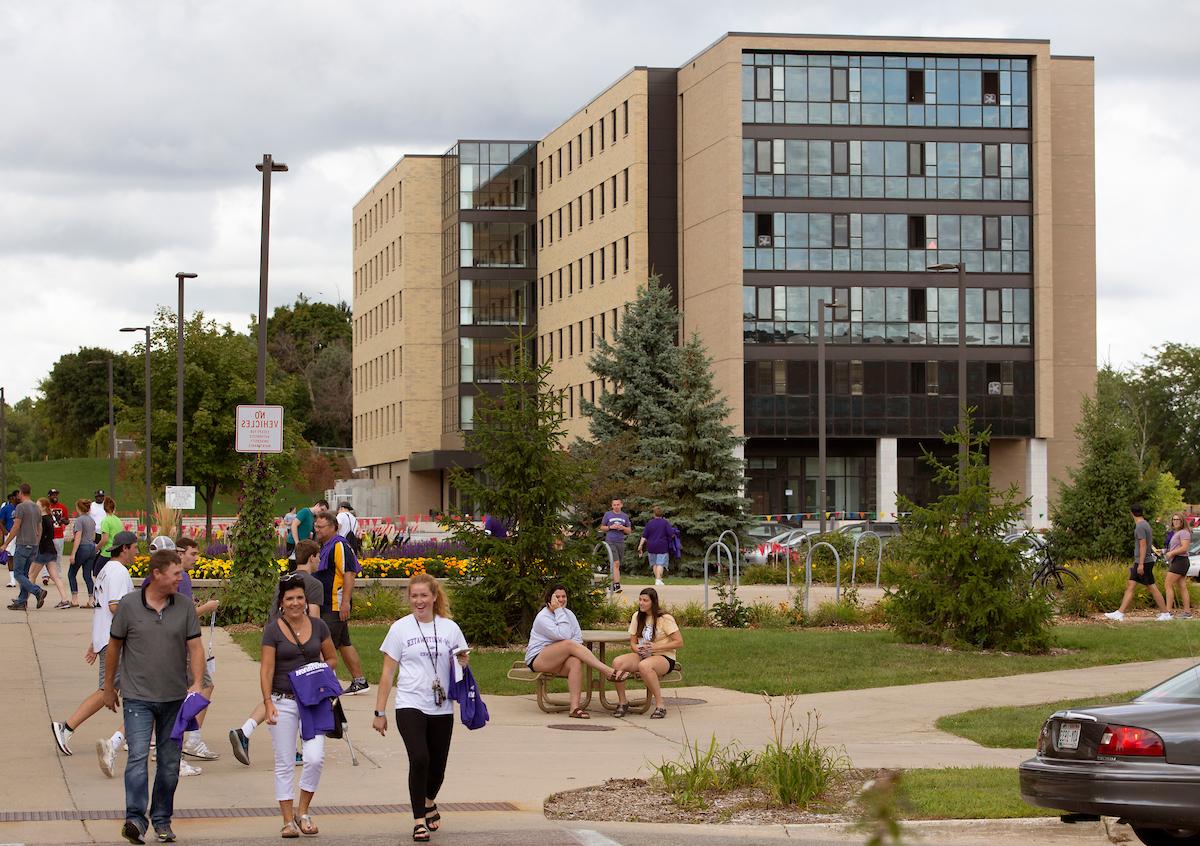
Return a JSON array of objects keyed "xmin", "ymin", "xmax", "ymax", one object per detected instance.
[
  {"xmin": 232, "ymin": 621, "xmax": 1198, "ymax": 697},
  {"xmin": 936, "ymin": 690, "xmax": 1142, "ymax": 749},
  {"xmin": 902, "ymin": 767, "xmax": 1055, "ymax": 819}
]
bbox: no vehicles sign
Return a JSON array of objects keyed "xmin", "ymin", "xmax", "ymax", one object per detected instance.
[{"xmin": 236, "ymin": 405, "xmax": 284, "ymax": 453}]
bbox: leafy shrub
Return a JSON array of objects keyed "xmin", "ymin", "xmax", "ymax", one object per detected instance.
[
  {"xmin": 653, "ymin": 736, "xmax": 757, "ymax": 809},
  {"xmin": 669, "ymin": 600, "xmax": 708, "ymax": 628},
  {"xmin": 708, "ymin": 578, "xmax": 750, "ymax": 628},
  {"xmin": 594, "ymin": 596, "xmax": 627, "ymax": 626},
  {"xmin": 349, "ymin": 581, "xmax": 408, "ymax": 622},
  {"xmin": 1056, "ymin": 559, "xmax": 1200, "ymax": 616},
  {"xmin": 742, "ymin": 564, "xmax": 788, "ymax": 585},
  {"xmin": 757, "ymin": 699, "xmax": 847, "ymax": 806},
  {"xmin": 746, "ymin": 601, "xmax": 792, "ymax": 628}
]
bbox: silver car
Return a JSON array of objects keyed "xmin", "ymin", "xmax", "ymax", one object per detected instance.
[{"xmin": 1020, "ymin": 664, "xmax": 1200, "ymax": 844}]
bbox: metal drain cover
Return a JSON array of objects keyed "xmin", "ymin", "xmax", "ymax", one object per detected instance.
[{"xmin": 547, "ymin": 723, "xmax": 616, "ymax": 731}]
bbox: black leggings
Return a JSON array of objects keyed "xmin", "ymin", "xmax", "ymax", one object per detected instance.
[{"xmin": 395, "ymin": 708, "xmax": 454, "ymax": 820}]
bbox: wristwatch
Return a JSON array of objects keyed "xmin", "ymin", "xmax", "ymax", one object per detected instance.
[{"xmin": 373, "ymin": 710, "xmax": 387, "ymax": 718}]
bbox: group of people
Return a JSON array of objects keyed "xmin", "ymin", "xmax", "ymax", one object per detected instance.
[
  {"xmin": 1105, "ymin": 504, "xmax": 1196, "ymax": 621},
  {"xmin": 598, "ymin": 498, "xmax": 680, "ymax": 594}
]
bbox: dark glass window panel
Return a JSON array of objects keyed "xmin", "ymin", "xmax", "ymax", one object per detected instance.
[
  {"xmin": 833, "ymin": 214, "xmax": 849, "ymax": 248},
  {"xmin": 832, "ymin": 67, "xmax": 849, "ymax": 101},
  {"xmin": 908, "ymin": 288, "xmax": 927, "ymax": 321},
  {"xmin": 906, "ymin": 69, "xmax": 925, "ymax": 103},
  {"xmin": 833, "ymin": 141, "xmax": 849, "ymax": 174},
  {"xmin": 983, "ymin": 143, "xmax": 1000, "ymax": 177},
  {"xmin": 907, "ymin": 215, "xmax": 926, "ymax": 249},
  {"xmin": 756, "ymin": 140, "xmax": 771, "ymax": 174},
  {"xmin": 982, "ymin": 71, "xmax": 1000, "ymax": 105},
  {"xmin": 909, "ymin": 361, "xmax": 925, "ymax": 394},
  {"xmin": 983, "ymin": 216, "xmax": 1000, "ymax": 250},
  {"xmin": 985, "ymin": 289, "xmax": 1001, "ymax": 322},
  {"xmin": 907, "ymin": 141, "xmax": 924, "ymax": 176}
]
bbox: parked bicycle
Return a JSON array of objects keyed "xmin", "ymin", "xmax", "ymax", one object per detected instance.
[{"xmin": 1003, "ymin": 531, "xmax": 1080, "ymax": 590}]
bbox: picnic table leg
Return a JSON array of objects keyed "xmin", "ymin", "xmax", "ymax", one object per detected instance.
[{"xmin": 593, "ymin": 642, "xmax": 622, "ymax": 712}]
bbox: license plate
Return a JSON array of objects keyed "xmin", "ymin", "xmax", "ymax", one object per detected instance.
[{"xmin": 1058, "ymin": 722, "xmax": 1081, "ymax": 751}]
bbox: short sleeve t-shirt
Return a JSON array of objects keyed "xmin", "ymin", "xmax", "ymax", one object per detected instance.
[
  {"xmin": 315, "ymin": 539, "xmax": 359, "ymax": 613},
  {"xmin": 14, "ymin": 500, "xmax": 40, "ymax": 545},
  {"xmin": 74, "ymin": 514, "xmax": 97, "ymax": 547},
  {"xmin": 110, "ymin": 588, "xmax": 201, "ymax": 702},
  {"xmin": 268, "ymin": 571, "xmax": 324, "ymax": 621},
  {"xmin": 627, "ymin": 612, "xmax": 681, "ymax": 661},
  {"xmin": 99, "ymin": 514, "xmax": 124, "ymax": 556},
  {"xmin": 261, "ymin": 616, "xmax": 331, "ymax": 694},
  {"xmin": 89, "ymin": 502, "xmax": 107, "ymax": 531},
  {"xmin": 602, "ymin": 511, "xmax": 631, "ymax": 544},
  {"xmin": 0, "ymin": 502, "xmax": 13, "ymax": 532},
  {"xmin": 93, "ymin": 560, "xmax": 134, "ymax": 653},
  {"xmin": 293, "ymin": 508, "xmax": 315, "ymax": 542},
  {"xmin": 1170, "ymin": 528, "xmax": 1192, "ymax": 560},
  {"xmin": 48, "ymin": 502, "xmax": 68, "ymax": 539},
  {"xmin": 38, "ymin": 515, "xmax": 56, "ymax": 555},
  {"xmin": 1134, "ymin": 520, "xmax": 1154, "ymax": 563},
  {"xmin": 379, "ymin": 614, "xmax": 467, "ymax": 716}
]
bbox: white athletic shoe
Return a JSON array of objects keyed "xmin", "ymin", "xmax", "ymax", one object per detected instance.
[
  {"xmin": 1103, "ymin": 610, "xmax": 1125, "ymax": 621},
  {"xmin": 655, "ymin": 579, "xmax": 665, "ymax": 586},
  {"xmin": 96, "ymin": 738, "xmax": 118, "ymax": 778},
  {"xmin": 182, "ymin": 736, "xmax": 219, "ymax": 760},
  {"xmin": 1156, "ymin": 612, "xmax": 1175, "ymax": 622},
  {"xmin": 179, "ymin": 759, "xmax": 202, "ymax": 777},
  {"xmin": 51, "ymin": 721, "xmax": 73, "ymax": 755}
]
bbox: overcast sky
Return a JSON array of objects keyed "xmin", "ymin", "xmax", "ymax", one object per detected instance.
[{"xmin": 1, "ymin": 0, "xmax": 1193, "ymax": 403}]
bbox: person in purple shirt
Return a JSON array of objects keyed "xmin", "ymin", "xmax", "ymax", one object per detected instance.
[
  {"xmin": 599, "ymin": 499, "xmax": 632, "ymax": 594},
  {"xmin": 482, "ymin": 514, "xmax": 507, "ymax": 539},
  {"xmin": 637, "ymin": 506, "xmax": 675, "ymax": 586}
]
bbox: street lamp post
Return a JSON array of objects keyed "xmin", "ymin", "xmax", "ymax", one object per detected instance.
[
  {"xmin": 928, "ymin": 261, "xmax": 968, "ymax": 486},
  {"xmin": 255, "ymin": 154, "xmax": 288, "ymax": 404},
  {"xmin": 121, "ymin": 326, "xmax": 153, "ymax": 543},
  {"xmin": 175, "ymin": 272, "xmax": 197, "ymax": 487},
  {"xmin": 816, "ymin": 298, "xmax": 842, "ymax": 534}
]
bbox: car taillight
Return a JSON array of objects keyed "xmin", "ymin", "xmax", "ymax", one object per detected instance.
[
  {"xmin": 1036, "ymin": 720, "xmax": 1050, "ymax": 755},
  {"xmin": 1098, "ymin": 725, "xmax": 1165, "ymax": 757}
]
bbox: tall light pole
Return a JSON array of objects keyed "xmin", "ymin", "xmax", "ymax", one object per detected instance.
[
  {"xmin": 817, "ymin": 298, "xmax": 842, "ymax": 534},
  {"xmin": 175, "ymin": 272, "xmax": 197, "ymax": 487},
  {"xmin": 255, "ymin": 154, "xmax": 288, "ymax": 404},
  {"xmin": 121, "ymin": 326, "xmax": 153, "ymax": 543},
  {"xmin": 928, "ymin": 262, "xmax": 968, "ymax": 487}
]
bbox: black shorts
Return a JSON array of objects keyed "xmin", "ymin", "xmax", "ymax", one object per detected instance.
[
  {"xmin": 1168, "ymin": 556, "xmax": 1191, "ymax": 577},
  {"xmin": 1129, "ymin": 561, "xmax": 1156, "ymax": 586},
  {"xmin": 662, "ymin": 656, "xmax": 677, "ymax": 674},
  {"xmin": 526, "ymin": 655, "xmax": 539, "ymax": 672},
  {"xmin": 322, "ymin": 614, "xmax": 352, "ymax": 648}
]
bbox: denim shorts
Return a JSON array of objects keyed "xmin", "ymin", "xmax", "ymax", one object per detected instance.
[{"xmin": 648, "ymin": 552, "xmax": 668, "ymax": 568}]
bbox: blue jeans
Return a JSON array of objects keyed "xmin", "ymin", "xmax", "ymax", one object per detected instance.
[
  {"xmin": 123, "ymin": 697, "xmax": 184, "ymax": 834},
  {"xmin": 68, "ymin": 544, "xmax": 96, "ymax": 595},
  {"xmin": 13, "ymin": 544, "xmax": 40, "ymax": 605}
]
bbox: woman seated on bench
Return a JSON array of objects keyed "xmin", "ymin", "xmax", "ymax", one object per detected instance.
[
  {"xmin": 524, "ymin": 585, "xmax": 626, "ymax": 719},
  {"xmin": 611, "ymin": 587, "xmax": 682, "ymax": 719}
]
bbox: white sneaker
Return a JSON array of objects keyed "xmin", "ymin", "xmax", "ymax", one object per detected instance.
[
  {"xmin": 1156, "ymin": 612, "xmax": 1175, "ymax": 622},
  {"xmin": 1104, "ymin": 610, "xmax": 1124, "ymax": 621},
  {"xmin": 96, "ymin": 738, "xmax": 118, "ymax": 778},
  {"xmin": 182, "ymin": 736, "xmax": 220, "ymax": 760},
  {"xmin": 179, "ymin": 759, "xmax": 202, "ymax": 777},
  {"xmin": 655, "ymin": 579, "xmax": 664, "ymax": 586},
  {"xmin": 51, "ymin": 721, "xmax": 73, "ymax": 755}
]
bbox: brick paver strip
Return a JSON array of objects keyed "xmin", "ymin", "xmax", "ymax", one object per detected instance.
[{"xmin": 0, "ymin": 801, "xmax": 518, "ymax": 822}]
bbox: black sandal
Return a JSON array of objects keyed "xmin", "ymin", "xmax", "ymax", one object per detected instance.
[
  {"xmin": 412, "ymin": 822, "xmax": 430, "ymax": 842},
  {"xmin": 425, "ymin": 804, "xmax": 440, "ymax": 831},
  {"xmin": 650, "ymin": 707, "xmax": 667, "ymax": 719}
]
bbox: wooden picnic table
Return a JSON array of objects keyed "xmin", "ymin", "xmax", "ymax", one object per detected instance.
[{"xmin": 581, "ymin": 629, "xmax": 631, "ymax": 712}]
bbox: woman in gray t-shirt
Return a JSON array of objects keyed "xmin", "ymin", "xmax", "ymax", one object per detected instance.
[{"xmin": 68, "ymin": 499, "xmax": 98, "ymax": 607}]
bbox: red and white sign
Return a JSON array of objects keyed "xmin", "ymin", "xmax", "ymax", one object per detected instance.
[{"xmin": 236, "ymin": 405, "xmax": 284, "ymax": 453}]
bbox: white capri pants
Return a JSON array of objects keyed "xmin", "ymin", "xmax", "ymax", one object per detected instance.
[{"xmin": 267, "ymin": 694, "xmax": 326, "ymax": 801}]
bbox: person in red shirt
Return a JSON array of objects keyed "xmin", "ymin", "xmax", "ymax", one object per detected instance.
[{"xmin": 34, "ymin": 489, "xmax": 70, "ymax": 588}]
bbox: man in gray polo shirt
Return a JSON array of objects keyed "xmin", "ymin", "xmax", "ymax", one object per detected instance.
[{"xmin": 103, "ymin": 549, "xmax": 203, "ymax": 845}]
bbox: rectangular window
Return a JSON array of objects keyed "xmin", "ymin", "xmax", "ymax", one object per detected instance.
[
  {"xmin": 557, "ymin": 208, "xmax": 562, "ymax": 239},
  {"xmin": 567, "ymin": 203, "xmax": 573, "ymax": 232},
  {"xmin": 599, "ymin": 181, "xmax": 605, "ymax": 215},
  {"xmin": 832, "ymin": 67, "xmax": 849, "ymax": 102},
  {"xmin": 611, "ymin": 175, "xmax": 617, "ymax": 208},
  {"xmin": 568, "ymin": 325, "xmax": 574, "ymax": 356},
  {"xmin": 983, "ymin": 215, "xmax": 1000, "ymax": 250},
  {"xmin": 557, "ymin": 269, "xmax": 563, "ymax": 300},
  {"xmin": 623, "ymin": 99, "xmax": 629, "ymax": 135},
  {"xmin": 567, "ymin": 140, "xmax": 572, "ymax": 172},
  {"xmin": 623, "ymin": 235, "xmax": 629, "ymax": 270},
  {"xmin": 610, "ymin": 108, "xmax": 617, "ymax": 142},
  {"xmin": 588, "ymin": 189, "xmax": 594, "ymax": 221},
  {"xmin": 567, "ymin": 263, "xmax": 573, "ymax": 295},
  {"xmin": 907, "ymin": 215, "xmax": 926, "ymax": 249},
  {"xmin": 556, "ymin": 329, "xmax": 562, "ymax": 360},
  {"xmin": 907, "ymin": 141, "xmax": 925, "ymax": 176},
  {"xmin": 985, "ymin": 288, "xmax": 1001, "ymax": 322},
  {"xmin": 589, "ymin": 252, "xmax": 594, "ymax": 285},
  {"xmin": 588, "ymin": 126, "xmax": 594, "ymax": 157},
  {"xmin": 589, "ymin": 316, "xmax": 595, "ymax": 349},
  {"xmin": 755, "ymin": 139, "xmax": 771, "ymax": 174},
  {"xmin": 833, "ymin": 141, "xmax": 849, "ymax": 175},
  {"xmin": 577, "ymin": 133, "xmax": 583, "ymax": 165},
  {"xmin": 599, "ymin": 247, "xmax": 606, "ymax": 281},
  {"xmin": 599, "ymin": 117, "xmax": 605, "ymax": 151},
  {"xmin": 908, "ymin": 287, "xmax": 927, "ymax": 321},
  {"xmin": 756, "ymin": 212, "xmax": 773, "ymax": 247},
  {"xmin": 755, "ymin": 66, "xmax": 772, "ymax": 100},
  {"xmin": 557, "ymin": 149, "xmax": 562, "ymax": 179},
  {"xmin": 983, "ymin": 143, "xmax": 1000, "ymax": 177},
  {"xmin": 982, "ymin": 71, "xmax": 1000, "ymax": 105},
  {"xmin": 907, "ymin": 69, "xmax": 925, "ymax": 104},
  {"xmin": 832, "ymin": 213, "xmax": 849, "ymax": 248},
  {"xmin": 850, "ymin": 360, "xmax": 863, "ymax": 396},
  {"xmin": 599, "ymin": 311, "xmax": 606, "ymax": 339},
  {"xmin": 568, "ymin": 386, "xmax": 574, "ymax": 417},
  {"xmin": 622, "ymin": 167, "xmax": 629, "ymax": 202}
]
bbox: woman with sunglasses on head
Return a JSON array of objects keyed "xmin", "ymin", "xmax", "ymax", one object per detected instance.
[
  {"xmin": 1160, "ymin": 513, "xmax": 1193, "ymax": 618},
  {"xmin": 610, "ymin": 587, "xmax": 683, "ymax": 719},
  {"xmin": 261, "ymin": 573, "xmax": 338, "ymax": 838},
  {"xmin": 373, "ymin": 574, "xmax": 469, "ymax": 843}
]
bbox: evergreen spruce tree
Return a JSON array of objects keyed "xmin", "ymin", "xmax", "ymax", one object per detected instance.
[
  {"xmin": 636, "ymin": 333, "xmax": 747, "ymax": 559},
  {"xmin": 1049, "ymin": 370, "xmax": 1152, "ymax": 561}
]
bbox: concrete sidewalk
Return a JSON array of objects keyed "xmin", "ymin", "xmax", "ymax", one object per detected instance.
[{"xmin": 1, "ymin": 603, "xmax": 1191, "ymax": 844}]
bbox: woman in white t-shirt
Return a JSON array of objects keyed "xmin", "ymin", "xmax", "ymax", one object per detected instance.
[
  {"xmin": 611, "ymin": 587, "xmax": 683, "ymax": 720},
  {"xmin": 373, "ymin": 574, "xmax": 469, "ymax": 843}
]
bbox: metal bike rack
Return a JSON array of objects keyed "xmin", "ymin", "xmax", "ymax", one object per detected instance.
[
  {"xmin": 592, "ymin": 541, "xmax": 617, "ymax": 588},
  {"xmin": 716, "ymin": 529, "xmax": 742, "ymax": 588},
  {"xmin": 703, "ymin": 540, "xmax": 734, "ymax": 610},
  {"xmin": 781, "ymin": 529, "xmax": 812, "ymax": 589},
  {"xmin": 850, "ymin": 530, "xmax": 883, "ymax": 588},
  {"xmin": 803, "ymin": 541, "xmax": 842, "ymax": 615}
]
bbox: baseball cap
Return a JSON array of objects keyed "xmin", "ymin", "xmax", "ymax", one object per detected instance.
[
  {"xmin": 48, "ymin": 488, "xmax": 59, "ymax": 495},
  {"xmin": 338, "ymin": 502, "xmax": 354, "ymax": 512},
  {"xmin": 94, "ymin": 489, "xmax": 106, "ymax": 498},
  {"xmin": 111, "ymin": 530, "xmax": 138, "ymax": 550},
  {"xmin": 149, "ymin": 536, "xmax": 177, "ymax": 552}
]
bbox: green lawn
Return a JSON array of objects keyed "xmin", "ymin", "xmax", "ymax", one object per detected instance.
[
  {"xmin": 936, "ymin": 690, "xmax": 1142, "ymax": 750},
  {"xmin": 902, "ymin": 767, "xmax": 1054, "ymax": 819},
  {"xmin": 232, "ymin": 622, "xmax": 1200, "ymax": 696},
  {"xmin": 12, "ymin": 457, "xmax": 322, "ymax": 524}
]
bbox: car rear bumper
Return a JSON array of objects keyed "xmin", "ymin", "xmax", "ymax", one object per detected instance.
[{"xmin": 1020, "ymin": 756, "xmax": 1200, "ymax": 828}]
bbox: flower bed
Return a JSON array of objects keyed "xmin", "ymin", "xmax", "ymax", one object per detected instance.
[{"xmin": 128, "ymin": 555, "xmax": 470, "ymax": 580}]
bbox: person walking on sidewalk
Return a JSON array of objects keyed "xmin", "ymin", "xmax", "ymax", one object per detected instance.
[
  {"xmin": 103, "ymin": 547, "xmax": 205, "ymax": 845},
  {"xmin": 313, "ymin": 512, "xmax": 368, "ymax": 695},
  {"xmin": 372, "ymin": 574, "xmax": 471, "ymax": 843},
  {"xmin": 599, "ymin": 498, "xmax": 632, "ymax": 594},
  {"xmin": 229, "ymin": 539, "xmax": 324, "ymax": 766},
  {"xmin": 2, "ymin": 490, "xmax": 17, "ymax": 588},
  {"xmin": 290, "ymin": 499, "xmax": 325, "ymax": 548},
  {"xmin": 48, "ymin": 487, "xmax": 69, "ymax": 565},
  {"xmin": 68, "ymin": 498, "xmax": 98, "ymax": 607},
  {"xmin": 30, "ymin": 497, "xmax": 70, "ymax": 608},
  {"xmin": 89, "ymin": 491, "xmax": 108, "ymax": 543},
  {"xmin": 1106, "ymin": 503, "xmax": 1173, "ymax": 622},
  {"xmin": 637, "ymin": 506, "xmax": 675, "ymax": 587},
  {"xmin": 1160, "ymin": 512, "xmax": 1193, "ymax": 618},
  {"xmin": 260, "ymin": 572, "xmax": 338, "ymax": 838},
  {"xmin": 4, "ymin": 484, "xmax": 48, "ymax": 610},
  {"xmin": 94, "ymin": 496, "xmax": 124, "ymax": 578},
  {"xmin": 51, "ymin": 530, "xmax": 136, "ymax": 763}
]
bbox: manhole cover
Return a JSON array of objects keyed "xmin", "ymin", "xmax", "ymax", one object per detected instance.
[
  {"xmin": 547, "ymin": 723, "xmax": 616, "ymax": 732},
  {"xmin": 667, "ymin": 697, "xmax": 707, "ymax": 706}
]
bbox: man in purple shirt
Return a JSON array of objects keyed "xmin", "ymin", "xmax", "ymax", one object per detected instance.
[
  {"xmin": 599, "ymin": 499, "xmax": 632, "ymax": 594},
  {"xmin": 637, "ymin": 506, "xmax": 674, "ymax": 586}
]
